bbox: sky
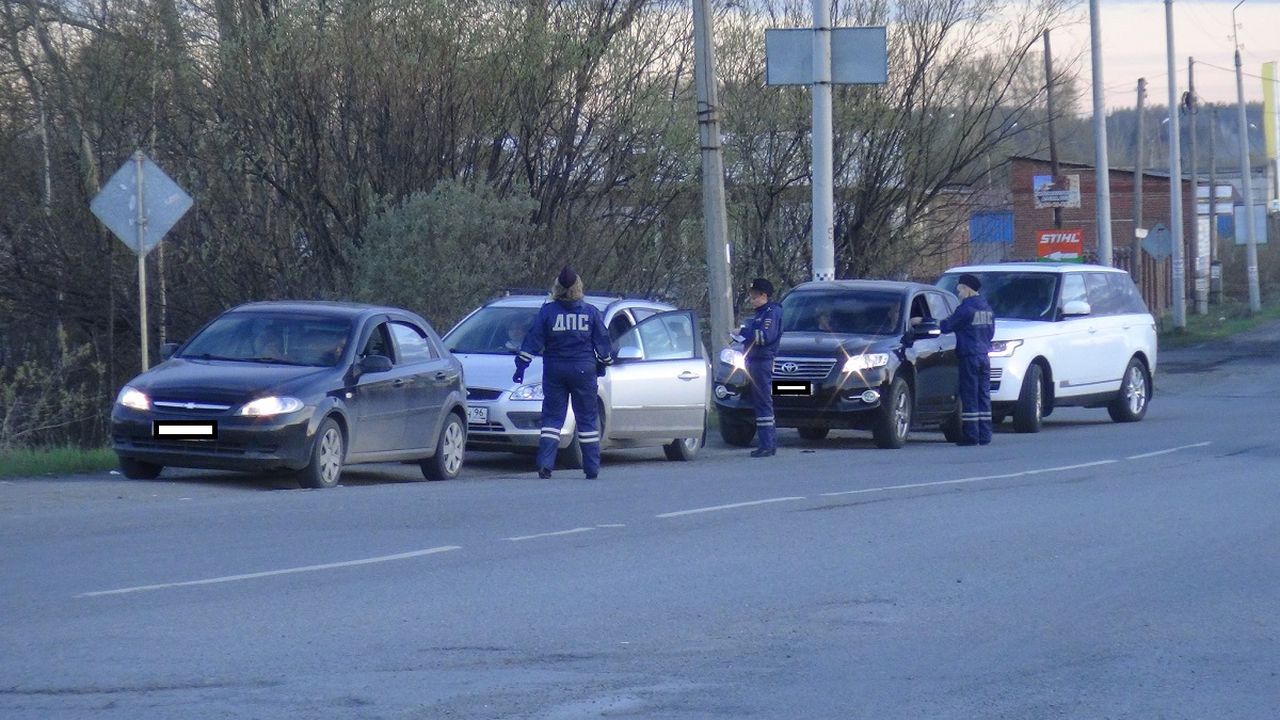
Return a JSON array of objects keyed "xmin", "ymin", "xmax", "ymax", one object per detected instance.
[{"xmin": 1054, "ymin": 0, "xmax": 1279, "ymax": 111}]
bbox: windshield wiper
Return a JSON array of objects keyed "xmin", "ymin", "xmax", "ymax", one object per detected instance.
[
  {"xmin": 243, "ymin": 356, "xmax": 312, "ymax": 366},
  {"xmin": 182, "ymin": 353, "xmax": 240, "ymax": 362}
]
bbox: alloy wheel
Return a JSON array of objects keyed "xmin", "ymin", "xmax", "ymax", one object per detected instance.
[{"xmin": 1125, "ymin": 365, "xmax": 1147, "ymax": 415}]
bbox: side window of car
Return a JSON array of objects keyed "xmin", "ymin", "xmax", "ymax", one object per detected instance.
[
  {"xmin": 360, "ymin": 323, "xmax": 393, "ymax": 361},
  {"xmin": 631, "ymin": 307, "xmax": 658, "ymax": 322},
  {"xmin": 1059, "ymin": 273, "xmax": 1088, "ymax": 314},
  {"xmin": 616, "ymin": 312, "xmax": 696, "ymax": 361},
  {"xmin": 607, "ymin": 311, "xmax": 635, "ymax": 343},
  {"xmin": 926, "ymin": 293, "xmax": 951, "ymax": 321},
  {"xmin": 390, "ymin": 321, "xmax": 436, "ymax": 364},
  {"xmin": 1107, "ymin": 272, "xmax": 1149, "ymax": 314},
  {"xmin": 1084, "ymin": 272, "xmax": 1123, "ymax": 316},
  {"xmin": 909, "ymin": 294, "xmax": 932, "ymax": 323}
]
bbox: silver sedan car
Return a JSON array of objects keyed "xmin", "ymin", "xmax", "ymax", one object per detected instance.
[{"xmin": 444, "ymin": 293, "xmax": 710, "ymax": 466}]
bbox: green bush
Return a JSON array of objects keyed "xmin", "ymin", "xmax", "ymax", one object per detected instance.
[
  {"xmin": 353, "ymin": 182, "xmax": 539, "ymax": 329},
  {"xmin": 0, "ymin": 339, "xmax": 107, "ymax": 452}
]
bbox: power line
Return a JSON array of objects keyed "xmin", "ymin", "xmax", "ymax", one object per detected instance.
[{"xmin": 1195, "ymin": 59, "xmax": 1270, "ymax": 82}]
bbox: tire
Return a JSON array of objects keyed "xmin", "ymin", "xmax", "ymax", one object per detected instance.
[
  {"xmin": 1012, "ymin": 364, "xmax": 1045, "ymax": 434},
  {"xmin": 991, "ymin": 412, "xmax": 1007, "ymax": 425},
  {"xmin": 663, "ymin": 413, "xmax": 705, "ymax": 461},
  {"xmin": 872, "ymin": 377, "xmax": 912, "ymax": 449},
  {"xmin": 558, "ymin": 403, "xmax": 604, "ymax": 470},
  {"xmin": 941, "ymin": 401, "xmax": 964, "ymax": 443},
  {"xmin": 798, "ymin": 427, "xmax": 829, "ymax": 442},
  {"xmin": 1108, "ymin": 357, "xmax": 1151, "ymax": 423},
  {"xmin": 718, "ymin": 411, "xmax": 756, "ymax": 447},
  {"xmin": 421, "ymin": 413, "xmax": 466, "ymax": 480},
  {"xmin": 299, "ymin": 417, "xmax": 344, "ymax": 489},
  {"xmin": 119, "ymin": 456, "xmax": 162, "ymax": 480}
]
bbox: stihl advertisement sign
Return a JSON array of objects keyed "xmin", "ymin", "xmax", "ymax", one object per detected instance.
[{"xmin": 1036, "ymin": 229, "xmax": 1084, "ymax": 262}]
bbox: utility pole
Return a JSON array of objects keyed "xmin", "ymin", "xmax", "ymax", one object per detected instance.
[
  {"xmin": 1189, "ymin": 57, "xmax": 1207, "ymax": 315},
  {"xmin": 811, "ymin": 0, "xmax": 835, "ymax": 281},
  {"xmin": 1233, "ymin": 0, "xmax": 1262, "ymax": 312},
  {"xmin": 1133, "ymin": 78, "xmax": 1147, "ymax": 286},
  {"xmin": 691, "ymin": 0, "xmax": 735, "ymax": 352},
  {"xmin": 1164, "ymin": 0, "xmax": 1186, "ymax": 329},
  {"xmin": 1043, "ymin": 29, "xmax": 1062, "ymax": 229},
  {"xmin": 1088, "ymin": 0, "xmax": 1114, "ymax": 265},
  {"xmin": 1210, "ymin": 107, "xmax": 1222, "ymax": 303}
]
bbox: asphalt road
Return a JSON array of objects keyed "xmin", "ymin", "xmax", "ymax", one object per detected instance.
[{"xmin": 2, "ymin": 328, "xmax": 1278, "ymax": 719}]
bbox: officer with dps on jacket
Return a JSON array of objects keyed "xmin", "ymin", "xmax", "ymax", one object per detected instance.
[
  {"xmin": 514, "ymin": 267, "xmax": 613, "ymax": 479},
  {"xmin": 940, "ymin": 273, "xmax": 996, "ymax": 446},
  {"xmin": 733, "ymin": 278, "xmax": 784, "ymax": 457}
]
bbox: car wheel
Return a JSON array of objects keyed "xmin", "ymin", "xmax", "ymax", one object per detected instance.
[
  {"xmin": 558, "ymin": 402, "xmax": 605, "ymax": 470},
  {"xmin": 421, "ymin": 413, "xmax": 466, "ymax": 480},
  {"xmin": 798, "ymin": 427, "xmax": 829, "ymax": 442},
  {"xmin": 663, "ymin": 413, "xmax": 705, "ymax": 461},
  {"xmin": 299, "ymin": 417, "xmax": 344, "ymax": 489},
  {"xmin": 1012, "ymin": 364, "xmax": 1045, "ymax": 433},
  {"xmin": 941, "ymin": 400, "xmax": 964, "ymax": 443},
  {"xmin": 119, "ymin": 456, "xmax": 163, "ymax": 480},
  {"xmin": 872, "ymin": 376, "xmax": 911, "ymax": 449},
  {"xmin": 992, "ymin": 412, "xmax": 1007, "ymax": 425},
  {"xmin": 1108, "ymin": 357, "xmax": 1151, "ymax": 423},
  {"xmin": 718, "ymin": 410, "xmax": 756, "ymax": 447}
]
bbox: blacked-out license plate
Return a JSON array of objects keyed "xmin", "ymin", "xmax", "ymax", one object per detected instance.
[
  {"xmin": 153, "ymin": 420, "xmax": 218, "ymax": 440},
  {"xmin": 772, "ymin": 381, "xmax": 813, "ymax": 396}
]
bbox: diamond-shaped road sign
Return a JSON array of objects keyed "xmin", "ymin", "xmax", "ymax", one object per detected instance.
[{"xmin": 90, "ymin": 153, "xmax": 193, "ymax": 257}]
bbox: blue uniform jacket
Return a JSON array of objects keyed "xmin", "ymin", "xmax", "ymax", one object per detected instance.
[
  {"xmin": 940, "ymin": 295, "xmax": 995, "ymax": 357},
  {"xmin": 738, "ymin": 302, "xmax": 784, "ymax": 363},
  {"xmin": 516, "ymin": 299, "xmax": 612, "ymax": 370}
]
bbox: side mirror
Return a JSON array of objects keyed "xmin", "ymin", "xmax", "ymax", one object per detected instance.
[
  {"xmin": 358, "ymin": 354, "xmax": 393, "ymax": 374},
  {"xmin": 912, "ymin": 320, "xmax": 942, "ymax": 338},
  {"xmin": 1061, "ymin": 300, "xmax": 1092, "ymax": 317},
  {"xmin": 614, "ymin": 345, "xmax": 643, "ymax": 362},
  {"xmin": 160, "ymin": 342, "xmax": 179, "ymax": 361}
]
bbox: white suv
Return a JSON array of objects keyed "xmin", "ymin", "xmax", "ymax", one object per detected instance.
[
  {"xmin": 443, "ymin": 293, "xmax": 710, "ymax": 466},
  {"xmin": 937, "ymin": 263, "xmax": 1157, "ymax": 432}
]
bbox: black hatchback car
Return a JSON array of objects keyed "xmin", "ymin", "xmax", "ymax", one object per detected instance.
[
  {"xmin": 713, "ymin": 280, "xmax": 963, "ymax": 448},
  {"xmin": 112, "ymin": 301, "xmax": 467, "ymax": 488}
]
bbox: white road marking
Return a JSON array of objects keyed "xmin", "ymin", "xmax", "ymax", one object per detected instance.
[
  {"xmin": 657, "ymin": 497, "xmax": 806, "ymax": 519},
  {"xmin": 506, "ymin": 527, "xmax": 596, "ymax": 542},
  {"xmin": 80, "ymin": 546, "xmax": 462, "ymax": 598},
  {"xmin": 820, "ymin": 460, "xmax": 1119, "ymax": 497},
  {"xmin": 1126, "ymin": 441, "xmax": 1212, "ymax": 460},
  {"xmin": 595, "ymin": 524, "xmax": 626, "ymax": 528}
]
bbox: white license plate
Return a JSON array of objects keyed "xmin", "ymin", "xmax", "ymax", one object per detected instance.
[
  {"xmin": 467, "ymin": 406, "xmax": 489, "ymax": 424},
  {"xmin": 153, "ymin": 421, "xmax": 218, "ymax": 439}
]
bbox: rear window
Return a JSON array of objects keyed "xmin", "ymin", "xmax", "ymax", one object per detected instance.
[
  {"xmin": 781, "ymin": 291, "xmax": 904, "ymax": 336},
  {"xmin": 938, "ymin": 272, "xmax": 1059, "ymax": 321}
]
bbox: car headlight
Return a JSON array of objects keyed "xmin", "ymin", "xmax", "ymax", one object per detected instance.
[
  {"xmin": 988, "ymin": 340, "xmax": 1023, "ymax": 358},
  {"xmin": 237, "ymin": 396, "xmax": 305, "ymax": 417},
  {"xmin": 116, "ymin": 386, "xmax": 150, "ymax": 411},
  {"xmin": 719, "ymin": 348, "xmax": 746, "ymax": 371},
  {"xmin": 509, "ymin": 383, "xmax": 544, "ymax": 401},
  {"xmin": 842, "ymin": 353, "xmax": 890, "ymax": 373}
]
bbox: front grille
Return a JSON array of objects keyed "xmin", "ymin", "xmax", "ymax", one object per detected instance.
[
  {"xmin": 468, "ymin": 422, "xmax": 506, "ymax": 432},
  {"xmin": 467, "ymin": 388, "xmax": 503, "ymax": 401},
  {"xmin": 152, "ymin": 400, "xmax": 233, "ymax": 414},
  {"xmin": 772, "ymin": 357, "xmax": 837, "ymax": 381},
  {"xmin": 118, "ymin": 436, "xmax": 248, "ymax": 455}
]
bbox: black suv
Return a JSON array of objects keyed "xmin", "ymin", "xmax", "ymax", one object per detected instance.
[{"xmin": 713, "ymin": 280, "xmax": 963, "ymax": 448}]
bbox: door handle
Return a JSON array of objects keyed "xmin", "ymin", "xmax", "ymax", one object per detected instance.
[
  {"xmin": 434, "ymin": 371, "xmax": 448, "ymax": 380},
  {"xmin": 392, "ymin": 378, "xmax": 407, "ymax": 387},
  {"xmin": 678, "ymin": 371, "xmax": 701, "ymax": 381}
]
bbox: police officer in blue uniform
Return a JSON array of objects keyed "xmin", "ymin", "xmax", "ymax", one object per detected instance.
[
  {"xmin": 940, "ymin": 273, "xmax": 995, "ymax": 446},
  {"xmin": 734, "ymin": 278, "xmax": 784, "ymax": 457},
  {"xmin": 514, "ymin": 267, "xmax": 613, "ymax": 479}
]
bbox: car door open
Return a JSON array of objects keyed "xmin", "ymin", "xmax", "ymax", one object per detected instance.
[{"xmin": 606, "ymin": 310, "xmax": 708, "ymax": 441}]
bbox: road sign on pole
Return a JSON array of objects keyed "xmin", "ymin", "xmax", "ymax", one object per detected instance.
[
  {"xmin": 765, "ymin": 22, "xmax": 887, "ymax": 282},
  {"xmin": 90, "ymin": 152, "xmax": 193, "ymax": 371}
]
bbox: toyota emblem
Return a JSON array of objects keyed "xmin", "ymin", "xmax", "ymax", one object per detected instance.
[{"xmin": 780, "ymin": 362, "xmax": 799, "ymax": 374}]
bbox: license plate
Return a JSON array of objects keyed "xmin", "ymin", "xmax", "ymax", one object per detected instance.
[
  {"xmin": 153, "ymin": 420, "xmax": 218, "ymax": 440},
  {"xmin": 772, "ymin": 381, "xmax": 813, "ymax": 396},
  {"xmin": 467, "ymin": 406, "xmax": 489, "ymax": 424}
]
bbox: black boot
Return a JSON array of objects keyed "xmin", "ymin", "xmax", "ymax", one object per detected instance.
[
  {"xmin": 749, "ymin": 447, "xmax": 776, "ymax": 458},
  {"xmin": 538, "ymin": 468, "xmax": 552, "ymax": 479}
]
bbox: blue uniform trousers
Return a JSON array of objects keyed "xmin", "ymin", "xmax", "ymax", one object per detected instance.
[
  {"xmin": 747, "ymin": 359, "xmax": 776, "ymax": 451},
  {"xmin": 538, "ymin": 361, "xmax": 601, "ymax": 475},
  {"xmin": 957, "ymin": 355, "xmax": 993, "ymax": 444}
]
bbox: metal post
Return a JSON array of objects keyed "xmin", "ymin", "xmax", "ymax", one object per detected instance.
[
  {"xmin": 134, "ymin": 151, "xmax": 150, "ymax": 371},
  {"xmin": 1165, "ymin": 0, "xmax": 1186, "ymax": 329},
  {"xmin": 811, "ymin": 0, "xmax": 835, "ymax": 281},
  {"xmin": 1044, "ymin": 30, "xmax": 1062, "ymax": 230},
  {"xmin": 1210, "ymin": 107, "xmax": 1222, "ymax": 303},
  {"xmin": 1189, "ymin": 57, "xmax": 1207, "ymax": 315},
  {"xmin": 1088, "ymin": 0, "xmax": 1113, "ymax": 266},
  {"xmin": 1234, "ymin": 0, "xmax": 1261, "ymax": 312},
  {"xmin": 1133, "ymin": 78, "xmax": 1147, "ymax": 286},
  {"xmin": 691, "ymin": 0, "xmax": 735, "ymax": 352}
]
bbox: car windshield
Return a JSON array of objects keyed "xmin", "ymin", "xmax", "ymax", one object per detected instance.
[
  {"xmin": 179, "ymin": 313, "xmax": 352, "ymax": 367},
  {"xmin": 781, "ymin": 291, "xmax": 904, "ymax": 336},
  {"xmin": 938, "ymin": 272, "xmax": 1060, "ymax": 321},
  {"xmin": 444, "ymin": 306, "xmax": 539, "ymax": 355}
]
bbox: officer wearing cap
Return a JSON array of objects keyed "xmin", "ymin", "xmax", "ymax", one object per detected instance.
[
  {"xmin": 940, "ymin": 273, "xmax": 995, "ymax": 446},
  {"xmin": 514, "ymin": 266, "xmax": 612, "ymax": 479},
  {"xmin": 733, "ymin": 278, "xmax": 784, "ymax": 457}
]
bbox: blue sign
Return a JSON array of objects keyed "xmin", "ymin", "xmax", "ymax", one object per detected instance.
[{"xmin": 90, "ymin": 153, "xmax": 193, "ymax": 257}]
